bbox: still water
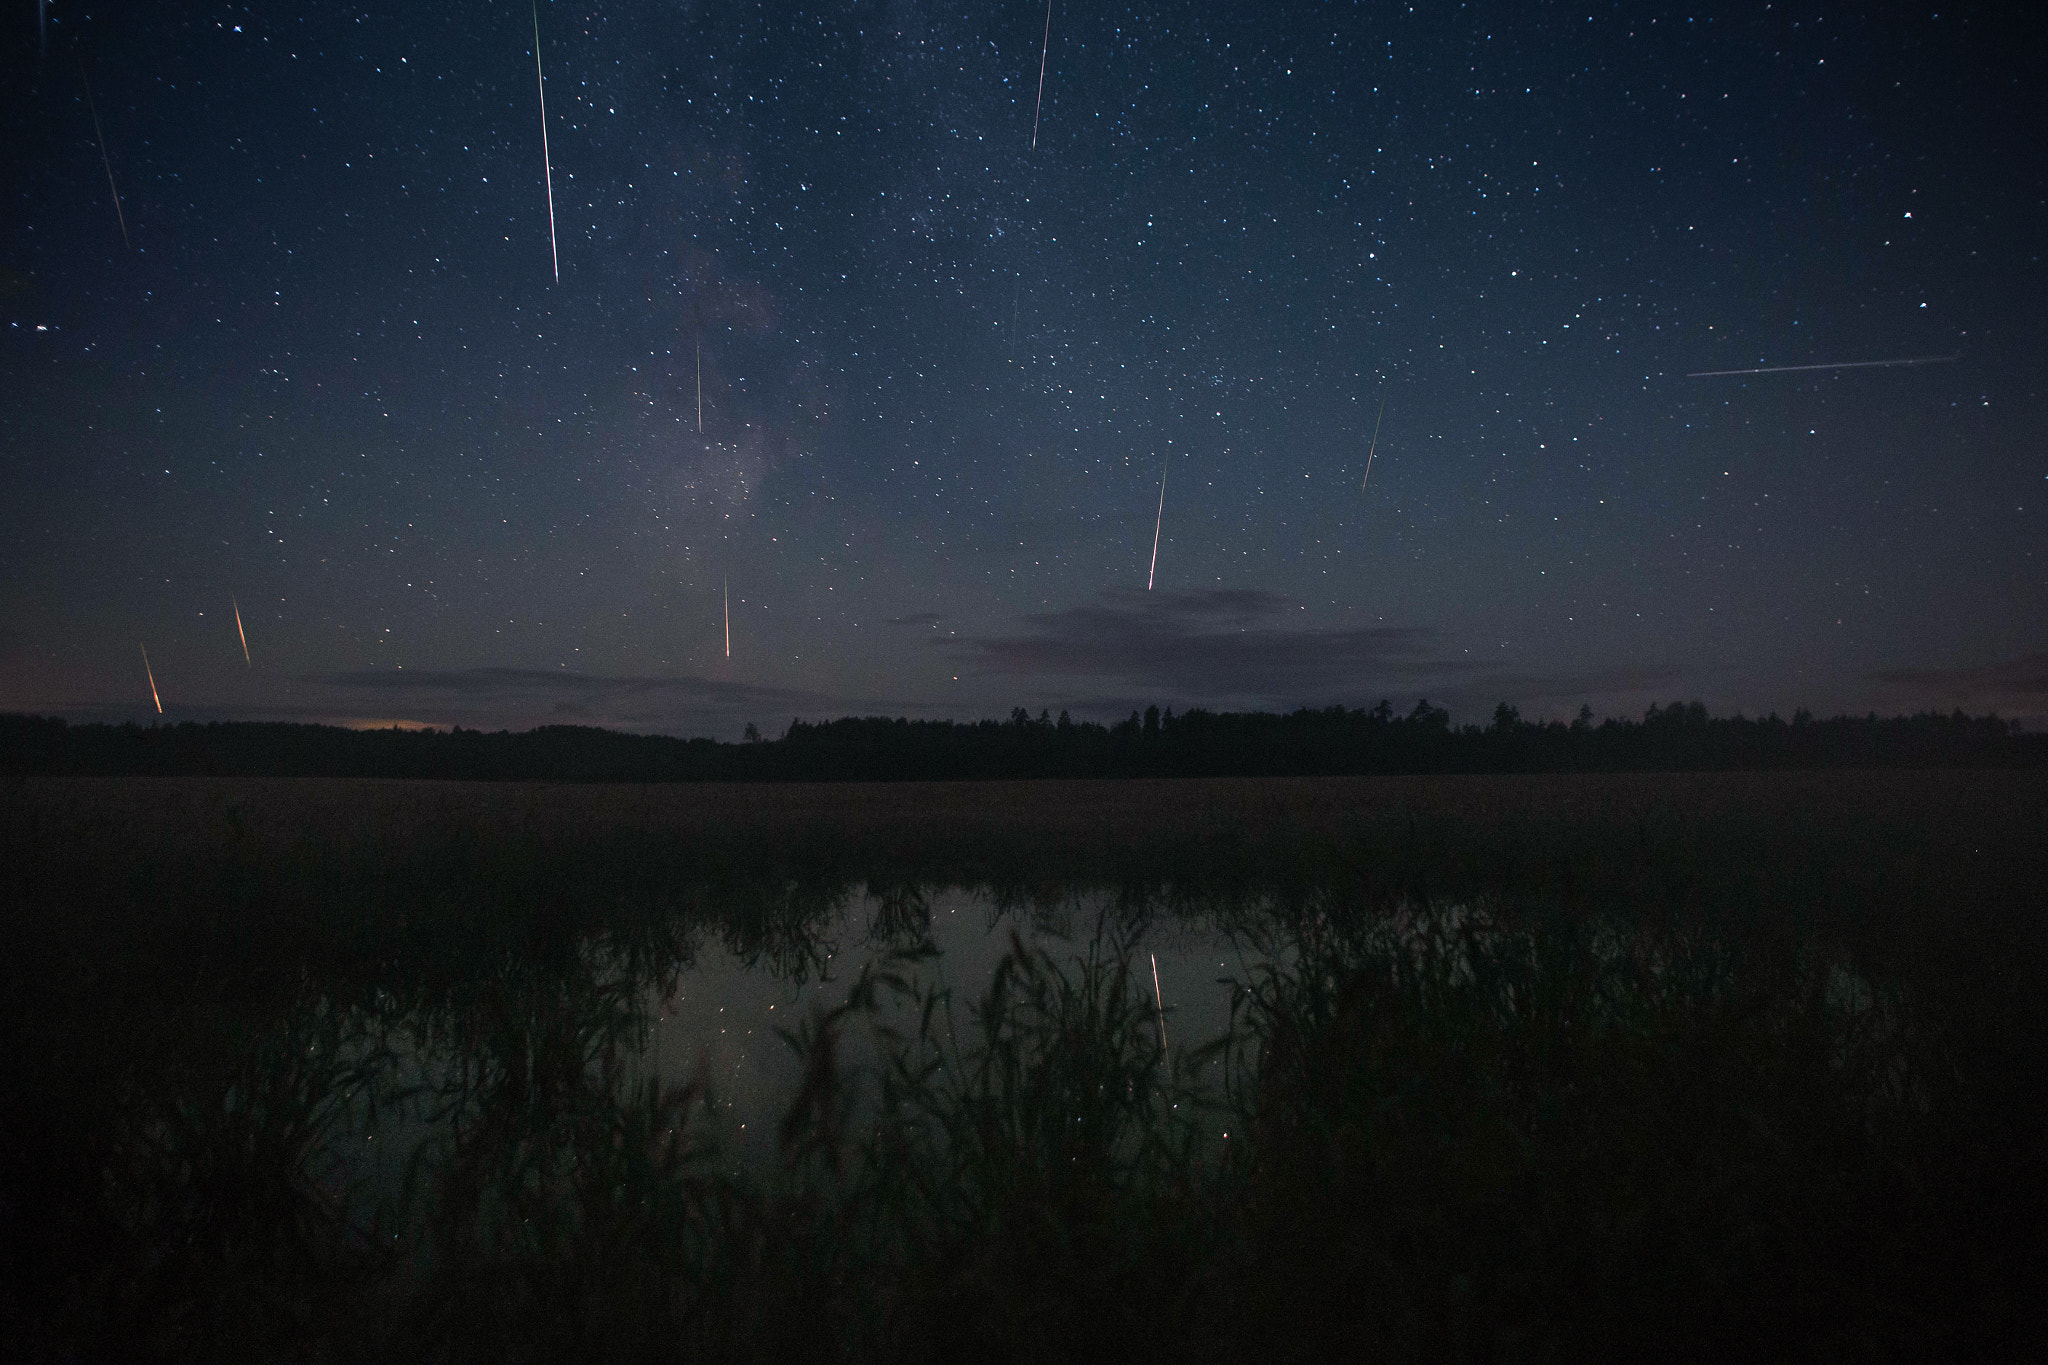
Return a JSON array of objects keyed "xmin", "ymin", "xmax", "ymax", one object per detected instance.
[
  {"xmin": 643, "ymin": 889, "xmax": 1255, "ymax": 1152},
  {"xmin": 318, "ymin": 885, "xmax": 1271, "ymax": 1224}
]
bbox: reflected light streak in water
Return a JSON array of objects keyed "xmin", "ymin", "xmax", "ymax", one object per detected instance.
[
  {"xmin": 319, "ymin": 887, "xmax": 1261, "ymax": 1195},
  {"xmin": 618, "ymin": 887, "xmax": 1247, "ymax": 1161}
]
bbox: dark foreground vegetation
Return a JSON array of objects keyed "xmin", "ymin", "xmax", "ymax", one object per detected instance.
[
  {"xmin": 3, "ymin": 700, "xmax": 2040, "ymax": 782},
  {"xmin": 4, "ymin": 771, "xmax": 2045, "ymax": 1361}
]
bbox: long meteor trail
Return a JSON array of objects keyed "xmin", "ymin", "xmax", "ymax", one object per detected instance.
[
  {"xmin": 1686, "ymin": 353, "xmax": 1959, "ymax": 378},
  {"xmin": 1362, "ymin": 389, "xmax": 1387, "ymax": 492},
  {"xmin": 80, "ymin": 64, "xmax": 129, "ymax": 249},
  {"xmin": 232, "ymin": 597, "xmax": 251, "ymax": 665},
  {"xmin": 140, "ymin": 645, "xmax": 162, "ymax": 715},
  {"xmin": 1147, "ymin": 453, "xmax": 1168, "ymax": 590},
  {"xmin": 1030, "ymin": 0, "xmax": 1053, "ymax": 150},
  {"xmin": 723, "ymin": 577, "xmax": 731, "ymax": 658},
  {"xmin": 532, "ymin": 1, "xmax": 560, "ymax": 283}
]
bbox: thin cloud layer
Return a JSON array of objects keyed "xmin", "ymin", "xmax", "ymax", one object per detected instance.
[
  {"xmin": 321, "ymin": 666, "xmax": 818, "ymax": 704},
  {"xmin": 1866, "ymin": 654, "xmax": 2048, "ymax": 709},
  {"xmin": 1456, "ymin": 665, "xmax": 1693, "ymax": 711},
  {"xmin": 947, "ymin": 588, "xmax": 1464, "ymax": 704},
  {"xmin": 312, "ymin": 667, "xmax": 841, "ymax": 734}
]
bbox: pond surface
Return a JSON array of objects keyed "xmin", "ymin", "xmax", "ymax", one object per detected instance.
[
  {"xmin": 320, "ymin": 885, "xmax": 1275, "ymax": 1226},
  {"xmin": 5, "ymin": 773, "xmax": 2028, "ymax": 1359},
  {"xmin": 643, "ymin": 889, "xmax": 1262, "ymax": 1147}
]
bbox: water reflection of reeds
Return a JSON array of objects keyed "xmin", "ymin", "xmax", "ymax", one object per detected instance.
[{"xmin": 4, "ymin": 771, "xmax": 2044, "ymax": 1359}]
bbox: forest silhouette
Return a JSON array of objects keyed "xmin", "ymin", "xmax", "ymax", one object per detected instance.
[{"xmin": 3, "ymin": 701, "xmax": 2036, "ymax": 781}]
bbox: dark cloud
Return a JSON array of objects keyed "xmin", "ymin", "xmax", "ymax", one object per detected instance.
[
  {"xmin": 22, "ymin": 662, "xmax": 966, "ymax": 736},
  {"xmin": 1488, "ymin": 666, "xmax": 1691, "ymax": 700},
  {"xmin": 937, "ymin": 591, "xmax": 1722, "ymax": 721},
  {"xmin": 1866, "ymin": 655, "xmax": 2048, "ymax": 706},
  {"xmin": 946, "ymin": 589, "xmax": 1468, "ymax": 706},
  {"xmin": 1439, "ymin": 665, "xmax": 1694, "ymax": 717},
  {"xmin": 1027, "ymin": 667, "xmax": 1698, "ymax": 729},
  {"xmin": 19, "ymin": 699, "xmax": 436, "ymax": 729},
  {"xmin": 319, "ymin": 666, "xmax": 828, "ymax": 708},
  {"xmin": 285, "ymin": 667, "xmax": 845, "ymax": 736}
]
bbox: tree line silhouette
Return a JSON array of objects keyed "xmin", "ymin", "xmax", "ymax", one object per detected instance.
[{"xmin": 2, "ymin": 701, "xmax": 2038, "ymax": 782}]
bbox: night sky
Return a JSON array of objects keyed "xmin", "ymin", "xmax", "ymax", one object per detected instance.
[{"xmin": 4, "ymin": 2, "xmax": 2043, "ymax": 738}]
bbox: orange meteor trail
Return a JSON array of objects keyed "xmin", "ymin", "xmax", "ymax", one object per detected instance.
[
  {"xmin": 140, "ymin": 644, "xmax": 162, "ymax": 715},
  {"xmin": 232, "ymin": 597, "xmax": 251, "ymax": 665},
  {"xmin": 1147, "ymin": 453, "xmax": 1168, "ymax": 590}
]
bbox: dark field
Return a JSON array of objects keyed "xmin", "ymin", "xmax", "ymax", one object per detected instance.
[{"xmin": 4, "ymin": 771, "xmax": 2046, "ymax": 1361}]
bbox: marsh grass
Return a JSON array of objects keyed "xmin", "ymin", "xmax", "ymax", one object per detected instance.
[
  {"xmin": 4, "ymin": 771, "xmax": 2045, "ymax": 1359},
  {"xmin": 309, "ymin": 901, "xmax": 1984, "ymax": 1363},
  {"xmin": 1202, "ymin": 907, "xmax": 1947, "ymax": 1357}
]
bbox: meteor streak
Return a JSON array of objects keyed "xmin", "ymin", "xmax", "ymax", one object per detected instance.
[
  {"xmin": 1361, "ymin": 389, "xmax": 1387, "ymax": 492},
  {"xmin": 696, "ymin": 332, "xmax": 703, "ymax": 432},
  {"xmin": 1147, "ymin": 453, "xmax": 1168, "ymax": 590},
  {"xmin": 723, "ymin": 577, "xmax": 731, "ymax": 658},
  {"xmin": 232, "ymin": 597, "xmax": 251, "ymax": 665},
  {"xmin": 80, "ymin": 64, "xmax": 129, "ymax": 249},
  {"xmin": 140, "ymin": 644, "xmax": 162, "ymax": 715},
  {"xmin": 1686, "ymin": 353, "xmax": 1959, "ymax": 378},
  {"xmin": 1150, "ymin": 952, "xmax": 1169, "ymax": 1053},
  {"xmin": 531, "ymin": 1, "xmax": 559, "ymax": 283},
  {"xmin": 1030, "ymin": 0, "xmax": 1053, "ymax": 150}
]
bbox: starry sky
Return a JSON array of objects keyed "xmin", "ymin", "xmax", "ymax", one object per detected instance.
[{"xmin": 4, "ymin": 1, "xmax": 2043, "ymax": 737}]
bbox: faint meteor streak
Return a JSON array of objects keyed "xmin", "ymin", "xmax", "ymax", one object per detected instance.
[
  {"xmin": 1147, "ymin": 453, "xmax": 1168, "ymax": 590},
  {"xmin": 232, "ymin": 597, "xmax": 251, "ymax": 665},
  {"xmin": 140, "ymin": 644, "xmax": 162, "ymax": 715},
  {"xmin": 1150, "ymin": 952, "xmax": 1169, "ymax": 1053},
  {"xmin": 1361, "ymin": 389, "xmax": 1387, "ymax": 492},
  {"xmin": 1686, "ymin": 353, "xmax": 1959, "ymax": 378},
  {"xmin": 723, "ymin": 576, "xmax": 731, "ymax": 658},
  {"xmin": 531, "ymin": 1, "xmax": 560, "ymax": 283},
  {"xmin": 80, "ymin": 64, "xmax": 129, "ymax": 249},
  {"xmin": 696, "ymin": 332, "xmax": 703, "ymax": 432},
  {"xmin": 1030, "ymin": 0, "xmax": 1053, "ymax": 150}
]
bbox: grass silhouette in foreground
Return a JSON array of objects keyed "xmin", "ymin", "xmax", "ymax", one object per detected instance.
[{"xmin": 3, "ymin": 771, "xmax": 2044, "ymax": 1359}]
